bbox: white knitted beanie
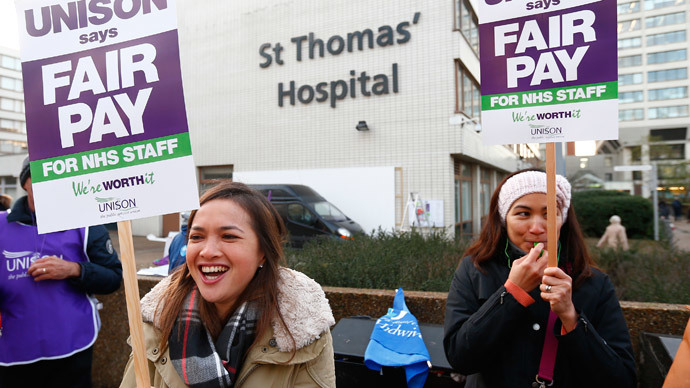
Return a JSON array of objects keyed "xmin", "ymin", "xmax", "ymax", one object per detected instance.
[{"xmin": 498, "ymin": 171, "xmax": 571, "ymax": 224}]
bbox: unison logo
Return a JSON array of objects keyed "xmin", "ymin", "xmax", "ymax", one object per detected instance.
[
  {"xmin": 24, "ymin": 0, "xmax": 168, "ymax": 37},
  {"xmin": 96, "ymin": 196, "xmax": 138, "ymax": 212},
  {"xmin": 530, "ymin": 125, "xmax": 563, "ymax": 135}
]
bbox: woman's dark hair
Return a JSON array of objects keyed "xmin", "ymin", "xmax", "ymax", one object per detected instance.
[
  {"xmin": 463, "ymin": 168, "xmax": 594, "ymax": 288},
  {"xmin": 156, "ymin": 181, "xmax": 293, "ymax": 350}
]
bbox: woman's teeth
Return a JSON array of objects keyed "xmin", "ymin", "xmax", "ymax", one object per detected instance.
[{"xmin": 201, "ymin": 265, "xmax": 228, "ymax": 279}]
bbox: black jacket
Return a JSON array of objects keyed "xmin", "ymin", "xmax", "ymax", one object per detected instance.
[
  {"xmin": 6, "ymin": 196, "xmax": 122, "ymax": 294},
  {"xmin": 443, "ymin": 242, "xmax": 636, "ymax": 388}
]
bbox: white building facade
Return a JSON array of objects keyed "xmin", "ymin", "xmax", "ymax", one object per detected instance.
[
  {"xmin": 175, "ymin": 0, "xmax": 534, "ymax": 236},
  {"xmin": 0, "ymin": 47, "xmax": 26, "ymax": 203},
  {"xmin": 0, "ymin": 46, "xmax": 25, "ymax": 156},
  {"xmin": 615, "ymin": 0, "xmax": 690, "ymax": 197}
]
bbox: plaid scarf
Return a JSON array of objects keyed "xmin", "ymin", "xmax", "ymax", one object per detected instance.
[{"xmin": 169, "ymin": 288, "xmax": 258, "ymax": 388}]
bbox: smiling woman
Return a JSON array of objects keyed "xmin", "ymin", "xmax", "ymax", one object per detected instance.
[{"xmin": 120, "ymin": 182, "xmax": 336, "ymax": 388}]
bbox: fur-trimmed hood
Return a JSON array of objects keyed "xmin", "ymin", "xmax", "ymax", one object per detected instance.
[{"xmin": 139, "ymin": 267, "xmax": 334, "ymax": 352}]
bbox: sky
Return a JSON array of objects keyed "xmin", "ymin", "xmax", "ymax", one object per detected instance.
[{"xmin": 0, "ymin": 0, "xmax": 20, "ymax": 50}]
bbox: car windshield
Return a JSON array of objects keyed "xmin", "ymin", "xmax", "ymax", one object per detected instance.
[{"xmin": 311, "ymin": 201, "xmax": 348, "ymax": 222}]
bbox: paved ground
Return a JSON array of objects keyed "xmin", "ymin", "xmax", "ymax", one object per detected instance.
[
  {"xmin": 109, "ymin": 230, "xmax": 166, "ymax": 270},
  {"xmin": 671, "ymin": 217, "xmax": 690, "ymax": 251}
]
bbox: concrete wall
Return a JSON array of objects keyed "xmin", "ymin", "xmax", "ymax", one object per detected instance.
[{"xmin": 92, "ymin": 276, "xmax": 690, "ymax": 388}]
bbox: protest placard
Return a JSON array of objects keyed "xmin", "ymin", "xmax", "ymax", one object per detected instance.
[
  {"xmin": 477, "ymin": 0, "xmax": 618, "ymax": 265},
  {"xmin": 16, "ymin": 1, "xmax": 199, "ymax": 386},
  {"xmin": 16, "ymin": 0, "xmax": 199, "ymax": 234},
  {"xmin": 478, "ymin": 0, "xmax": 618, "ymax": 145}
]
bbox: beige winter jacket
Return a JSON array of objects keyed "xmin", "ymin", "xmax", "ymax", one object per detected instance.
[
  {"xmin": 119, "ymin": 268, "xmax": 336, "ymax": 388},
  {"xmin": 596, "ymin": 222, "xmax": 629, "ymax": 250}
]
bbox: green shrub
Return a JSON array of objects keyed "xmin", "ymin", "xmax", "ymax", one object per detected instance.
[
  {"xmin": 592, "ymin": 243, "xmax": 690, "ymax": 304},
  {"xmin": 286, "ymin": 228, "xmax": 688, "ymax": 304},
  {"xmin": 573, "ymin": 190, "xmax": 653, "ymax": 239},
  {"xmin": 286, "ymin": 229, "xmax": 469, "ymax": 293}
]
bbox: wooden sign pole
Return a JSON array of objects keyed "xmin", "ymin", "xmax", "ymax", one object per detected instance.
[
  {"xmin": 117, "ymin": 220, "xmax": 151, "ymax": 388},
  {"xmin": 545, "ymin": 143, "xmax": 558, "ymax": 268}
]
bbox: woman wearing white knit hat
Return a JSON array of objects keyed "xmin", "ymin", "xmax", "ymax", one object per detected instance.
[{"xmin": 444, "ymin": 169, "xmax": 636, "ymax": 388}]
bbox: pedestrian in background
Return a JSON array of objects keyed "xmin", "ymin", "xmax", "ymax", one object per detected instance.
[
  {"xmin": 0, "ymin": 157, "xmax": 123, "ymax": 388},
  {"xmin": 672, "ymin": 198, "xmax": 682, "ymax": 221},
  {"xmin": 596, "ymin": 215, "xmax": 629, "ymax": 251},
  {"xmin": 659, "ymin": 200, "xmax": 670, "ymax": 219}
]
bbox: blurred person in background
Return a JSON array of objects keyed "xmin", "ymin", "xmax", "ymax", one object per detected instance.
[{"xmin": 596, "ymin": 215, "xmax": 629, "ymax": 251}]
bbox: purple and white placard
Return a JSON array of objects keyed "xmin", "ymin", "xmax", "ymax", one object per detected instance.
[
  {"xmin": 16, "ymin": 0, "xmax": 199, "ymax": 233},
  {"xmin": 478, "ymin": 0, "xmax": 618, "ymax": 145}
]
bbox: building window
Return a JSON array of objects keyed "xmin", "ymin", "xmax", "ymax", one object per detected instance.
[
  {"xmin": 618, "ymin": 1, "xmax": 640, "ymax": 13},
  {"xmin": 605, "ymin": 156, "xmax": 613, "ymax": 167},
  {"xmin": 605, "ymin": 173, "xmax": 613, "ymax": 181},
  {"xmin": 619, "ymin": 73, "xmax": 643, "ymax": 85},
  {"xmin": 454, "ymin": 161, "xmax": 473, "ymax": 238},
  {"xmin": 619, "ymin": 90, "xmax": 644, "ymax": 103},
  {"xmin": 629, "ymin": 146, "xmax": 642, "ymax": 162},
  {"xmin": 633, "ymin": 171, "xmax": 643, "ymax": 180},
  {"xmin": 0, "ymin": 176, "xmax": 19, "ymax": 202},
  {"xmin": 650, "ymin": 128, "xmax": 687, "ymax": 141},
  {"xmin": 648, "ymin": 86, "xmax": 688, "ymax": 101},
  {"xmin": 456, "ymin": 61, "xmax": 481, "ymax": 118},
  {"xmin": 618, "ymin": 19, "xmax": 641, "ymax": 33},
  {"xmin": 0, "ymin": 119, "xmax": 25, "ymax": 133},
  {"xmin": 619, "ymin": 54, "xmax": 642, "ymax": 68},
  {"xmin": 0, "ymin": 55, "xmax": 21, "ymax": 71},
  {"xmin": 0, "ymin": 97, "xmax": 24, "ymax": 113},
  {"xmin": 618, "ymin": 37, "xmax": 642, "ymax": 49},
  {"xmin": 455, "ymin": 0, "xmax": 479, "ymax": 54},
  {"xmin": 648, "ymin": 68, "xmax": 687, "ymax": 83},
  {"xmin": 480, "ymin": 167, "xmax": 491, "ymax": 227},
  {"xmin": 644, "ymin": 0, "xmax": 686, "ymax": 10},
  {"xmin": 619, "ymin": 108, "xmax": 644, "ymax": 121},
  {"xmin": 658, "ymin": 164, "xmax": 687, "ymax": 179},
  {"xmin": 198, "ymin": 165, "xmax": 233, "ymax": 193},
  {"xmin": 647, "ymin": 30, "xmax": 686, "ymax": 46},
  {"xmin": 651, "ymin": 144, "xmax": 685, "ymax": 160},
  {"xmin": 0, "ymin": 76, "xmax": 23, "ymax": 92},
  {"xmin": 645, "ymin": 11, "xmax": 686, "ymax": 28},
  {"xmin": 648, "ymin": 49, "xmax": 687, "ymax": 64},
  {"xmin": 648, "ymin": 105, "xmax": 689, "ymax": 119}
]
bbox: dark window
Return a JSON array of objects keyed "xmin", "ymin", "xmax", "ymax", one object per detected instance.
[
  {"xmin": 630, "ymin": 146, "xmax": 642, "ymax": 162},
  {"xmin": 456, "ymin": 62, "xmax": 481, "ymax": 118},
  {"xmin": 650, "ymin": 128, "xmax": 687, "ymax": 141},
  {"xmin": 455, "ymin": 0, "xmax": 479, "ymax": 54},
  {"xmin": 198, "ymin": 165, "xmax": 233, "ymax": 193},
  {"xmin": 650, "ymin": 144, "xmax": 685, "ymax": 160},
  {"xmin": 658, "ymin": 164, "xmax": 686, "ymax": 179},
  {"xmin": 287, "ymin": 203, "xmax": 317, "ymax": 226},
  {"xmin": 454, "ymin": 161, "xmax": 473, "ymax": 238}
]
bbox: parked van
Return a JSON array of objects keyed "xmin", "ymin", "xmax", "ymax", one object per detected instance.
[{"xmin": 249, "ymin": 184, "xmax": 364, "ymax": 247}]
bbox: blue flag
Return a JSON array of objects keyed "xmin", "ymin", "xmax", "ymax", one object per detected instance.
[{"xmin": 364, "ymin": 288, "xmax": 430, "ymax": 388}]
